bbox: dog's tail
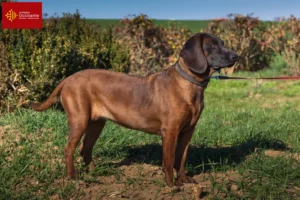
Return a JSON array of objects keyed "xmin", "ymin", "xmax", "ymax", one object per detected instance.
[{"xmin": 31, "ymin": 80, "xmax": 65, "ymax": 111}]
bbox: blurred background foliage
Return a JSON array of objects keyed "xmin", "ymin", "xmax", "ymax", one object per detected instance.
[{"xmin": 0, "ymin": 8, "xmax": 300, "ymax": 112}]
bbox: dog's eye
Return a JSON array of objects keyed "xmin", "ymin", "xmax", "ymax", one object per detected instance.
[{"xmin": 211, "ymin": 44, "xmax": 217, "ymax": 48}]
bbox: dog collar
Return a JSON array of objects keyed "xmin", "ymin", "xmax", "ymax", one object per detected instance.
[{"xmin": 174, "ymin": 63, "xmax": 210, "ymax": 88}]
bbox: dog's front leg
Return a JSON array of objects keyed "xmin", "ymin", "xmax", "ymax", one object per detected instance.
[
  {"xmin": 161, "ymin": 128, "xmax": 179, "ymax": 187},
  {"xmin": 174, "ymin": 128, "xmax": 197, "ymax": 186}
]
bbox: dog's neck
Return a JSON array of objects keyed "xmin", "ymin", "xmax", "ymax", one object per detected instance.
[{"xmin": 175, "ymin": 57, "xmax": 216, "ymax": 88}]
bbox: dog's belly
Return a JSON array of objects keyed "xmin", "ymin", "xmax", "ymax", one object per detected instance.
[
  {"xmin": 91, "ymin": 102, "xmax": 162, "ymax": 135},
  {"xmin": 112, "ymin": 118, "xmax": 162, "ymax": 135}
]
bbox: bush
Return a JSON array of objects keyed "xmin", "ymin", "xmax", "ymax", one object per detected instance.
[
  {"xmin": 262, "ymin": 15, "xmax": 300, "ymax": 75},
  {"xmin": 0, "ymin": 11, "xmax": 130, "ymax": 112},
  {"xmin": 205, "ymin": 14, "xmax": 274, "ymax": 74},
  {"xmin": 113, "ymin": 14, "xmax": 192, "ymax": 76},
  {"xmin": 0, "ymin": 40, "xmax": 14, "ymax": 112},
  {"xmin": 2, "ymin": 11, "xmax": 299, "ymax": 112}
]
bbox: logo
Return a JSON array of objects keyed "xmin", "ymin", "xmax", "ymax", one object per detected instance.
[
  {"xmin": 5, "ymin": 9, "xmax": 18, "ymax": 22},
  {"xmin": 2, "ymin": 2, "xmax": 42, "ymax": 29}
]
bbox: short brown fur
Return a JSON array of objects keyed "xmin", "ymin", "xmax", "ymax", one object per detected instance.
[{"xmin": 31, "ymin": 33, "xmax": 238, "ymax": 187}]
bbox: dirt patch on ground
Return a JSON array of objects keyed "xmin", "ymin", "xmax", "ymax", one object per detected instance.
[
  {"xmin": 0, "ymin": 126, "xmax": 5, "ymax": 147},
  {"xmin": 49, "ymin": 164, "xmax": 242, "ymax": 200},
  {"xmin": 261, "ymin": 96, "xmax": 300, "ymax": 109},
  {"xmin": 1, "ymin": 125, "xmax": 298, "ymax": 199},
  {"xmin": 248, "ymin": 94, "xmax": 300, "ymax": 109},
  {"xmin": 264, "ymin": 150, "xmax": 300, "ymax": 161},
  {"xmin": 47, "ymin": 150, "xmax": 299, "ymax": 199}
]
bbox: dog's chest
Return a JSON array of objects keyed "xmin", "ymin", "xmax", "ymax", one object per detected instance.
[{"xmin": 189, "ymin": 92, "xmax": 204, "ymax": 126}]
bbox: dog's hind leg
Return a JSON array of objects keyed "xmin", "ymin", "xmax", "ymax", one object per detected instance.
[
  {"xmin": 63, "ymin": 108, "xmax": 89, "ymax": 179},
  {"xmin": 79, "ymin": 118, "xmax": 106, "ymax": 172}
]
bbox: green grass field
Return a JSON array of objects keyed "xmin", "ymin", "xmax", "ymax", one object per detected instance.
[
  {"xmin": 85, "ymin": 18, "xmax": 276, "ymax": 33},
  {"xmin": 0, "ymin": 59, "xmax": 300, "ymax": 199},
  {"xmin": 86, "ymin": 18, "xmax": 211, "ymax": 32}
]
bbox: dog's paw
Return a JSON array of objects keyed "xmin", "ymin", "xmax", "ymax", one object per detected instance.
[
  {"xmin": 185, "ymin": 176, "xmax": 197, "ymax": 183},
  {"xmin": 176, "ymin": 175, "xmax": 197, "ymax": 186},
  {"xmin": 88, "ymin": 161, "xmax": 95, "ymax": 171},
  {"xmin": 162, "ymin": 185, "xmax": 182, "ymax": 194},
  {"xmin": 175, "ymin": 179, "xmax": 184, "ymax": 187}
]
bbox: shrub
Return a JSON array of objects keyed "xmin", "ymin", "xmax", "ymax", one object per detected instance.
[
  {"xmin": 0, "ymin": 11, "xmax": 130, "ymax": 112},
  {"xmin": 205, "ymin": 14, "xmax": 274, "ymax": 74},
  {"xmin": 113, "ymin": 14, "xmax": 192, "ymax": 76},
  {"xmin": 0, "ymin": 40, "xmax": 14, "ymax": 112},
  {"xmin": 262, "ymin": 15, "xmax": 300, "ymax": 75},
  {"xmin": 2, "ymin": 11, "xmax": 298, "ymax": 112}
]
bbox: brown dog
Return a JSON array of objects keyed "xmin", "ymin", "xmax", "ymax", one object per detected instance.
[{"xmin": 31, "ymin": 32, "xmax": 238, "ymax": 187}]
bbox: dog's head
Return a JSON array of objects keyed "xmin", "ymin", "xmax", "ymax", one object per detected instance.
[{"xmin": 179, "ymin": 32, "xmax": 238, "ymax": 74}]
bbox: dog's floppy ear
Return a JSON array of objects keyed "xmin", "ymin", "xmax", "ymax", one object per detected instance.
[{"xmin": 179, "ymin": 34, "xmax": 208, "ymax": 74}]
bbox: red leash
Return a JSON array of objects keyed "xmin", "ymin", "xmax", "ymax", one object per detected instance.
[{"xmin": 211, "ymin": 75, "xmax": 300, "ymax": 80}]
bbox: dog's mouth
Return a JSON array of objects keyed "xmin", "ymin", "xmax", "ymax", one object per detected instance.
[{"xmin": 212, "ymin": 62, "xmax": 236, "ymax": 71}]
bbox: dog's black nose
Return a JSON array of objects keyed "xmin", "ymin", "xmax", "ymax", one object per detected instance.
[{"xmin": 230, "ymin": 54, "xmax": 238, "ymax": 61}]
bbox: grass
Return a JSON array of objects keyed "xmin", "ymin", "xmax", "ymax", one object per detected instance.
[
  {"xmin": 150, "ymin": 19, "xmax": 210, "ymax": 33},
  {"xmin": 86, "ymin": 18, "xmax": 211, "ymax": 32},
  {"xmin": 85, "ymin": 18, "xmax": 277, "ymax": 33},
  {"xmin": 0, "ymin": 63, "xmax": 300, "ymax": 199},
  {"xmin": 86, "ymin": 19, "xmax": 120, "ymax": 27}
]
